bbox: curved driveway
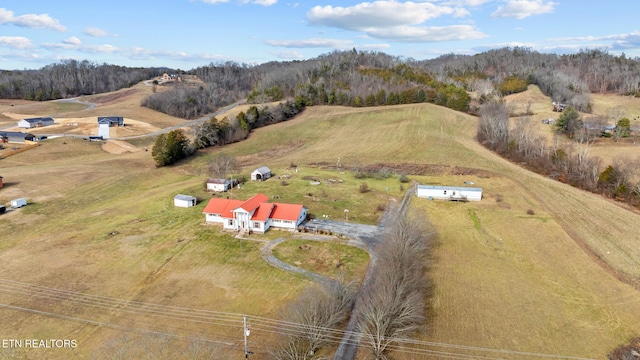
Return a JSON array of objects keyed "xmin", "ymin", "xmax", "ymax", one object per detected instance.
[{"xmin": 260, "ymin": 184, "xmax": 416, "ymax": 360}]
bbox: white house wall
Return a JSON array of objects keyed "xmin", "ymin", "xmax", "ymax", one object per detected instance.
[
  {"xmin": 417, "ymin": 186, "xmax": 482, "ymax": 201},
  {"xmin": 206, "ymin": 213, "xmax": 224, "ymax": 223},
  {"xmin": 98, "ymin": 123, "xmax": 110, "ymax": 139},
  {"xmin": 207, "ymin": 183, "xmax": 229, "ymax": 192}
]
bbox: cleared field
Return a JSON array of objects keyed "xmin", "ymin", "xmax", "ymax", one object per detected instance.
[{"xmin": 2, "ymin": 93, "xmax": 640, "ymax": 359}]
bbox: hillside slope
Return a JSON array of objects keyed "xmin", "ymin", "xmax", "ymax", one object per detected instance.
[{"xmin": 1, "ymin": 101, "xmax": 640, "ymax": 358}]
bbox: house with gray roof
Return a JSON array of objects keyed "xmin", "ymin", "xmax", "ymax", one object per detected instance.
[{"xmin": 18, "ymin": 117, "xmax": 54, "ymax": 129}]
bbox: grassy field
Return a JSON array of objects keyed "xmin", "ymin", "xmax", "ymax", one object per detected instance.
[{"xmin": 2, "ymin": 87, "xmax": 640, "ymax": 358}]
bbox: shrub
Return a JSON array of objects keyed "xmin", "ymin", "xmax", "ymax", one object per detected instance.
[
  {"xmin": 359, "ymin": 183, "xmax": 369, "ymax": 193},
  {"xmin": 527, "ymin": 209, "xmax": 535, "ymax": 215},
  {"xmin": 496, "ymin": 194, "xmax": 504, "ymax": 202},
  {"xmin": 398, "ymin": 173, "xmax": 410, "ymax": 183}
]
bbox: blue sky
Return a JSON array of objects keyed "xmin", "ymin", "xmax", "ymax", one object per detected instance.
[{"xmin": 2, "ymin": 0, "xmax": 640, "ymax": 70}]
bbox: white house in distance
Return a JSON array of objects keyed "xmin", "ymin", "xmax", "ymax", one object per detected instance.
[
  {"xmin": 18, "ymin": 117, "xmax": 54, "ymax": 128},
  {"xmin": 206, "ymin": 178, "xmax": 231, "ymax": 192},
  {"xmin": 174, "ymin": 194, "xmax": 197, "ymax": 208},
  {"xmin": 97, "ymin": 116, "xmax": 124, "ymax": 139},
  {"xmin": 251, "ymin": 166, "xmax": 271, "ymax": 181},
  {"xmin": 203, "ymin": 193, "xmax": 307, "ymax": 233},
  {"xmin": 417, "ymin": 185, "xmax": 483, "ymax": 202}
]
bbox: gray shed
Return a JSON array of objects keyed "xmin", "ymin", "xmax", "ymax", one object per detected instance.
[
  {"xmin": 174, "ymin": 194, "xmax": 197, "ymax": 208},
  {"xmin": 251, "ymin": 166, "xmax": 271, "ymax": 181}
]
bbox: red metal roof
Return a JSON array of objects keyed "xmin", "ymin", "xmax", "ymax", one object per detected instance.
[
  {"xmin": 234, "ymin": 193, "xmax": 269, "ymax": 213},
  {"xmin": 203, "ymin": 198, "xmax": 243, "ymax": 218},
  {"xmin": 203, "ymin": 194, "xmax": 304, "ymax": 223},
  {"xmin": 270, "ymin": 203, "xmax": 305, "ymax": 221},
  {"xmin": 251, "ymin": 203, "xmax": 274, "ymax": 222}
]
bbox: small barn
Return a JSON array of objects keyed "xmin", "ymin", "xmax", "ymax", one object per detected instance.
[
  {"xmin": 417, "ymin": 185, "xmax": 482, "ymax": 202},
  {"xmin": 18, "ymin": 117, "xmax": 54, "ymax": 128},
  {"xmin": 174, "ymin": 194, "xmax": 197, "ymax": 208},
  {"xmin": 206, "ymin": 178, "xmax": 231, "ymax": 192},
  {"xmin": 251, "ymin": 166, "xmax": 272, "ymax": 181},
  {"xmin": 0, "ymin": 132, "xmax": 37, "ymax": 143}
]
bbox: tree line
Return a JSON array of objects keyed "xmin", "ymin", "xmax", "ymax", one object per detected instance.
[
  {"xmin": 152, "ymin": 100, "xmax": 305, "ymax": 167},
  {"xmin": 0, "ymin": 59, "xmax": 161, "ymax": 100},
  {"xmin": 270, "ymin": 210, "xmax": 434, "ymax": 360},
  {"xmin": 478, "ymin": 99, "xmax": 640, "ymax": 207}
]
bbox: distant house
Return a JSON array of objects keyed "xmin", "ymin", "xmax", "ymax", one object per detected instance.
[
  {"xmin": 206, "ymin": 178, "xmax": 231, "ymax": 192},
  {"xmin": 0, "ymin": 132, "xmax": 37, "ymax": 144},
  {"xmin": 0, "ymin": 175, "xmax": 3, "ymax": 189},
  {"xmin": 552, "ymin": 102, "xmax": 566, "ymax": 112},
  {"xmin": 203, "ymin": 193, "xmax": 307, "ymax": 233},
  {"xmin": 97, "ymin": 116, "xmax": 124, "ymax": 139},
  {"xmin": 17, "ymin": 117, "xmax": 54, "ymax": 129},
  {"xmin": 417, "ymin": 185, "xmax": 483, "ymax": 202},
  {"xmin": 251, "ymin": 166, "xmax": 272, "ymax": 181},
  {"xmin": 174, "ymin": 194, "xmax": 197, "ymax": 208},
  {"xmin": 98, "ymin": 116, "xmax": 124, "ymax": 127}
]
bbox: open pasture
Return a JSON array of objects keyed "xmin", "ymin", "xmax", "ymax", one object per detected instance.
[{"xmin": 1, "ymin": 89, "xmax": 640, "ymax": 358}]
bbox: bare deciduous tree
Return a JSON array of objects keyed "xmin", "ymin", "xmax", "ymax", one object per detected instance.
[
  {"xmin": 271, "ymin": 282, "xmax": 355, "ymax": 360},
  {"xmin": 478, "ymin": 99, "xmax": 510, "ymax": 153},
  {"xmin": 357, "ymin": 210, "xmax": 434, "ymax": 360},
  {"xmin": 208, "ymin": 153, "xmax": 238, "ymax": 179}
]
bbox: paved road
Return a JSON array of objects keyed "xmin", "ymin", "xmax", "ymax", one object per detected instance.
[{"xmin": 302, "ymin": 184, "xmax": 416, "ymax": 360}]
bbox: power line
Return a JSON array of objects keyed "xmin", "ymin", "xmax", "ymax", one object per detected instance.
[{"xmin": 0, "ymin": 278, "xmax": 597, "ymax": 359}]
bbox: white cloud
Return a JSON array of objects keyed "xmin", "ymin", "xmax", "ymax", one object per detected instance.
[
  {"xmin": 366, "ymin": 24, "xmax": 487, "ymax": 42},
  {"xmin": 306, "ymin": 1, "xmax": 484, "ymax": 43},
  {"xmin": 266, "ymin": 38, "xmax": 353, "ymax": 48},
  {"xmin": 245, "ymin": 0, "xmax": 277, "ymax": 5},
  {"xmin": 63, "ymin": 36, "xmax": 82, "ymax": 45},
  {"xmin": 0, "ymin": 36, "xmax": 32, "ymax": 49},
  {"xmin": 0, "ymin": 8, "xmax": 67, "ymax": 31},
  {"xmin": 199, "ymin": 0, "xmax": 230, "ymax": 3},
  {"xmin": 444, "ymin": 0, "xmax": 493, "ymax": 6},
  {"xmin": 84, "ymin": 27, "xmax": 110, "ymax": 37},
  {"xmin": 491, "ymin": 0, "xmax": 556, "ymax": 19},
  {"xmin": 270, "ymin": 50, "xmax": 304, "ymax": 59},
  {"xmin": 308, "ymin": 1, "xmax": 464, "ymax": 30},
  {"xmin": 357, "ymin": 43, "xmax": 391, "ymax": 51}
]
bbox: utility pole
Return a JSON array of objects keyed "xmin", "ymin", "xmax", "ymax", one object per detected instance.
[{"xmin": 243, "ymin": 315, "xmax": 251, "ymax": 359}]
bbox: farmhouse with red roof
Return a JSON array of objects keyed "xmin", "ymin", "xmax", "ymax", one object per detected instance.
[{"xmin": 203, "ymin": 193, "xmax": 307, "ymax": 233}]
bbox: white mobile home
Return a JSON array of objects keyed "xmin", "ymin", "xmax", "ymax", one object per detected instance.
[
  {"xmin": 174, "ymin": 194, "xmax": 197, "ymax": 208},
  {"xmin": 417, "ymin": 185, "xmax": 482, "ymax": 202}
]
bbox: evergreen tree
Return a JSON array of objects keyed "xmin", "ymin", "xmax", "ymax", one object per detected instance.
[{"xmin": 151, "ymin": 129, "xmax": 190, "ymax": 167}]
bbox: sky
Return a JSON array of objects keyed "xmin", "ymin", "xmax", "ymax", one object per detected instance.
[{"xmin": 2, "ymin": 0, "xmax": 640, "ymax": 70}]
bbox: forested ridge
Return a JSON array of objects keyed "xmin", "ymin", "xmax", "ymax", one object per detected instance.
[
  {"xmin": 142, "ymin": 47, "xmax": 640, "ymax": 119},
  {"xmin": 0, "ymin": 59, "xmax": 163, "ymax": 100},
  {"xmin": 3, "ymin": 47, "xmax": 640, "ymax": 119}
]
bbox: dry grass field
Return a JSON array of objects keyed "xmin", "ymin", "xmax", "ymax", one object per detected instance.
[{"xmin": 2, "ymin": 84, "xmax": 640, "ymax": 359}]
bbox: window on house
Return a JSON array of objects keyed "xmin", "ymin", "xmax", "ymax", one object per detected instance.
[
  {"xmin": 229, "ymin": 219, "xmax": 233, "ymax": 226},
  {"xmin": 254, "ymin": 222, "xmax": 260, "ymax": 229},
  {"xmin": 443, "ymin": 190, "xmax": 447, "ymax": 195}
]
